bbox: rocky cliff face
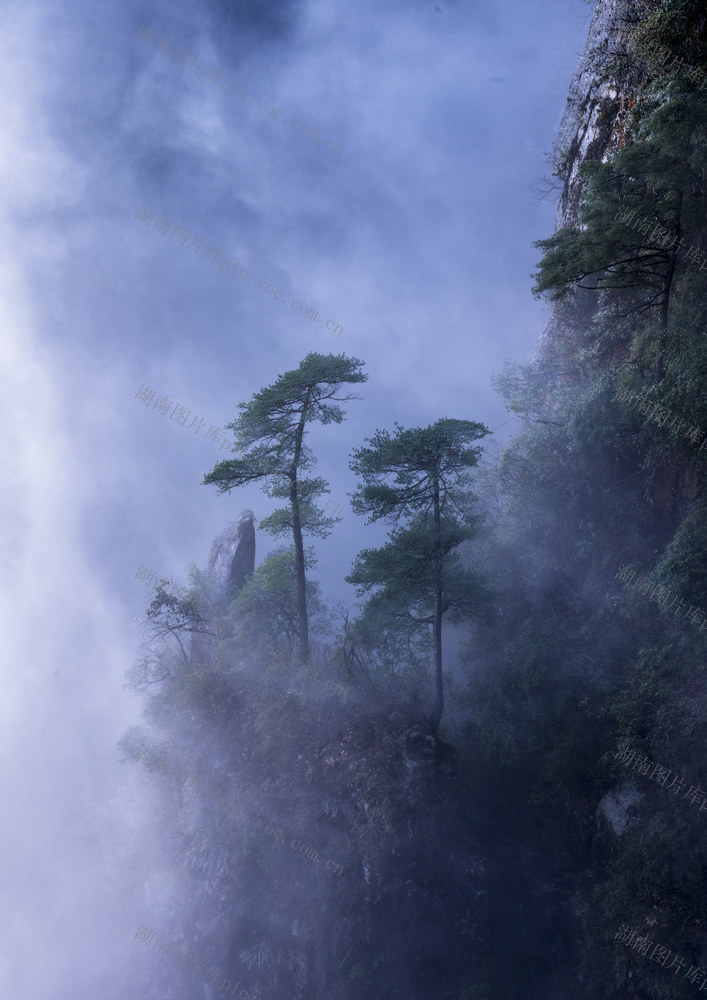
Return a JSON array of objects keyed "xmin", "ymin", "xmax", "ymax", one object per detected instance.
[
  {"xmin": 206, "ymin": 509, "xmax": 256, "ymax": 590},
  {"xmin": 229, "ymin": 515, "xmax": 256, "ymax": 594},
  {"xmin": 199, "ymin": 708, "xmax": 488, "ymax": 1000},
  {"xmin": 554, "ymin": 0, "xmax": 632, "ymax": 228},
  {"xmin": 175, "ymin": 512, "xmax": 487, "ymax": 1000}
]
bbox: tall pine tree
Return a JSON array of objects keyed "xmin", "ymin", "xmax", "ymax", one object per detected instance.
[
  {"xmin": 347, "ymin": 418, "xmax": 491, "ymax": 732},
  {"xmin": 204, "ymin": 353, "xmax": 367, "ymax": 663}
]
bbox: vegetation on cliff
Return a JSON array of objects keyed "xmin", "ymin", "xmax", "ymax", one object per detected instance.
[{"xmin": 123, "ymin": 2, "xmax": 706, "ymax": 996}]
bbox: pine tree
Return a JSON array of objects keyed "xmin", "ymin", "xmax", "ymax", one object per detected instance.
[
  {"xmin": 203, "ymin": 353, "xmax": 367, "ymax": 663},
  {"xmin": 347, "ymin": 418, "xmax": 491, "ymax": 732}
]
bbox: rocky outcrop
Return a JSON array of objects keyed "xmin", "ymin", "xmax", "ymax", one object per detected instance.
[
  {"xmin": 595, "ymin": 783, "xmax": 645, "ymax": 837},
  {"xmin": 554, "ymin": 0, "xmax": 632, "ymax": 228},
  {"xmin": 190, "ymin": 511, "xmax": 255, "ymax": 668},
  {"xmin": 206, "ymin": 510, "xmax": 256, "ymax": 591},
  {"xmin": 160, "ymin": 697, "xmax": 487, "ymax": 1000},
  {"xmin": 299, "ymin": 714, "xmax": 487, "ymax": 1000},
  {"xmin": 228, "ymin": 514, "xmax": 256, "ymax": 595},
  {"xmin": 398, "ymin": 727, "xmax": 460, "ymax": 801}
]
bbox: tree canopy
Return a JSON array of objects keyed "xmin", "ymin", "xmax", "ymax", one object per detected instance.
[
  {"xmin": 204, "ymin": 352, "xmax": 367, "ymax": 662},
  {"xmin": 347, "ymin": 418, "xmax": 491, "ymax": 731}
]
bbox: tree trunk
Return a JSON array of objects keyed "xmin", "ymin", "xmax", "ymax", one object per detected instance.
[
  {"xmin": 429, "ymin": 478, "xmax": 444, "ymax": 734},
  {"xmin": 291, "ymin": 400, "xmax": 310, "ymax": 664},
  {"xmin": 657, "ymin": 192, "xmax": 682, "ymax": 380}
]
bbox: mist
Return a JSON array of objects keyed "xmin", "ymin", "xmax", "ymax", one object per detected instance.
[{"xmin": 13, "ymin": 0, "xmax": 696, "ymax": 996}]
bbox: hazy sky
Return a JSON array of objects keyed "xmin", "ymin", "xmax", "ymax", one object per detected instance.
[{"xmin": 0, "ymin": 0, "xmax": 592, "ymax": 995}]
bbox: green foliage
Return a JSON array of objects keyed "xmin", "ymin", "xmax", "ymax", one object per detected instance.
[
  {"xmin": 225, "ymin": 546, "xmax": 330, "ymax": 661},
  {"xmin": 465, "ymin": 31, "xmax": 707, "ymax": 985},
  {"xmin": 654, "ymin": 505, "xmax": 707, "ymax": 607},
  {"xmin": 349, "ymin": 518, "xmax": 491, "ymax": 624},
  {"xmin": 203, "ymin": 352, "xmax": 367, "ymax": 497},
  {"xmin": 350, "ymin": 418, "xmax": 489, "ymax": 522},
  {"xmin": 203, "ymin": 352, "xmax": 367, "ymax": 662},
  {"xmin": 257, "ymin": 478, "xmax": 338, "ymax": 540},
  {"xmin": 628, "ymin": 0, "xmax": 707, "ymax": 74},
  {"xmin": 348, "ymin": 418, "xmax": 491, "ymax": 729},
  {"xmin": 533, "ymin": 73, "xmax": 707, "ymax": 388},
  {"xmin": 122, "ymin": 8, "xmax": 707, "ymax": 995}
]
